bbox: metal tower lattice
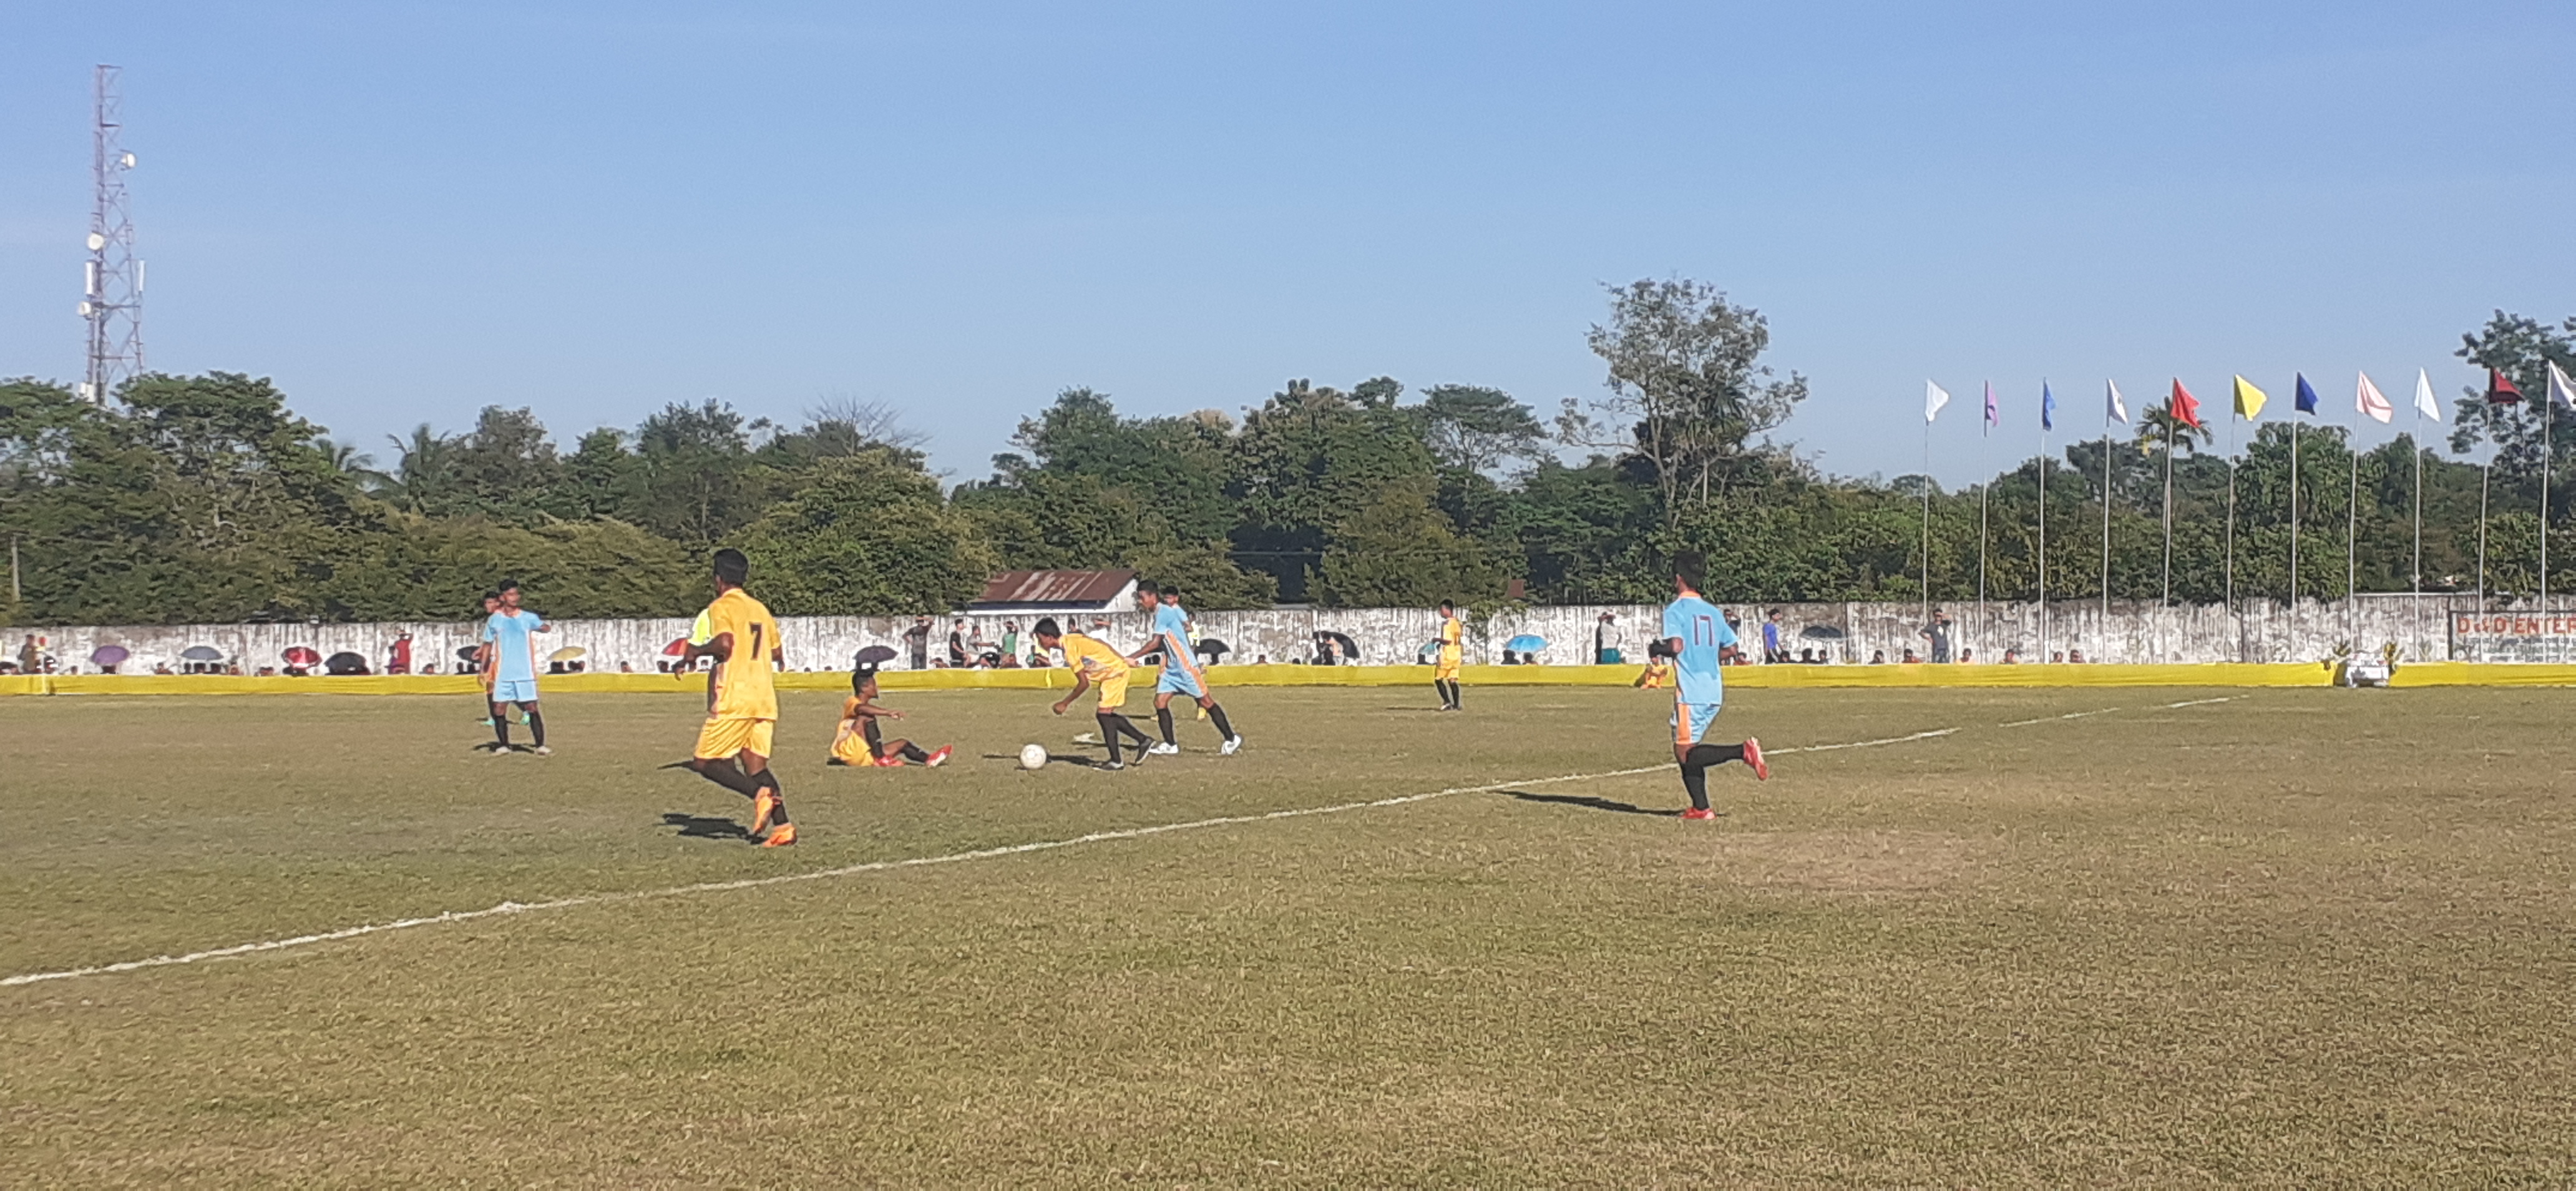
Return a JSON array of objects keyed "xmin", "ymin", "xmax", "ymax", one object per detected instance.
[{"xmin": 81, "ymin": 64, "xmax": 143, "ymax": 406}]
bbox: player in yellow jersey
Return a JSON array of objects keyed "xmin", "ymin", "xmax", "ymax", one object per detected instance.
[
  {"xmin": 677, "ymin": 549, "xmax": 797, "ymax": 846},
  {"xmin": 1032, "ymin": 616, "xmax": 1154, "ymax": 769},
  {"xmin": 1432, "ymin": 599, "xmax": 1465, "ymax": 712},
  {"xmin": 830, "ymin": 663, "xmax": 951, "ymax": 768}
]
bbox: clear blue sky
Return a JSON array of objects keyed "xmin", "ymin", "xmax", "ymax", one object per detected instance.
[{"xmin": 3, "ymin": 1, "xmax": 2569, "ymax": 489}]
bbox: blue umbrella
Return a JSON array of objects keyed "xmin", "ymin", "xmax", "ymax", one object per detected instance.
[{"xmin": 1505, "ymin": 634, "xmax": 1547, "ymax": 653}]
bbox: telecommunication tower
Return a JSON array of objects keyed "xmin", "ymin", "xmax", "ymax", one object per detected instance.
[{"xmin": 80, "ymin": 64, "xmax": 144, "ymax": 405}]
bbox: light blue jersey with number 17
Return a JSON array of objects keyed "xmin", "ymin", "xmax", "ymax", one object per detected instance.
[{"xmin": 1661, "ymin": 594, "xmax": 1734, "ymax": 707}]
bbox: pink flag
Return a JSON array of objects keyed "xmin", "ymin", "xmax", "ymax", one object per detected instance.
[{"xmin": 2356, "ymin": 372, "xmax": 2394, "ymax": 424}]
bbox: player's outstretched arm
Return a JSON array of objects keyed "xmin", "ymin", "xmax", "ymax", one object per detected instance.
[{"xmin": 1051, "ymin": 673, "xmax": 1091, "ymax": 715}]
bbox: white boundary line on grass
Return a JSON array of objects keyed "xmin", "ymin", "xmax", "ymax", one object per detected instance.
[{"xmin": 0, "ymin": 720, "xmax": 2104, "ymax": 988}]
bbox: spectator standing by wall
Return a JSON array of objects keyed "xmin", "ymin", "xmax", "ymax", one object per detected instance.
[
  {"xmin": 16, "ymin": 634, "xmax": 41, "ymax": 675},
  {"xmin": 1920, "ymin": 610, "xmax": 1954, "ymax": 664},
  {"xmin": 1594, "ymin": 612, "xmax": 1625, "ymax": 665},
  {"xmin": 904, "ymin": 617, "xmax": 932, "ymax": 670},
  {"xmin": 388, "ymin": 632, "xmax": 414, "ymax": 675},
  {"xmin": 998, "ymin": 621, "xmax": 1022, "ymax": 667},
  {"xmin": 1761, "ymin": 610, "xmax": 1785, "ymax": 664},
  {"xmin": 947, "ymin": 619, "xmax": 969, "ymax": 668}
]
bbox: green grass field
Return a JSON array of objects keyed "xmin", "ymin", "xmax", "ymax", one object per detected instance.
[{"xmin": 4, "ymin": 684, "xmax": 2574, "ymax": 1185}]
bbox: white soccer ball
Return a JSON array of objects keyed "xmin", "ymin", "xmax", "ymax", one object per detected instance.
[{"xmin": 1018, "ymin": 743, "xmax": 1049, "ymax": 770}]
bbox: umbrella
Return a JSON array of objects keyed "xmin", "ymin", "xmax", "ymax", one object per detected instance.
[
  {"xmin": 547, "ymin": 645, "xmax": 587, "ymax": 663},
  {"xmin": 854, "ymin": 645, "xmax": 898, "ymax": 665},
  {"xmin": 1194, "ymin": 638, "xmax": 1229, "ymax": 660},
  {"xmin": 180, "ymin": 645, "xmax": 223, "ymax": 662},
  {"xmin": 283, "ymin": 646, "xmax": 321, "ymax": 666},
  {"xmin": 90, "ymin": 644, "xmax": 130, "ymax": 667},
  {"xmin": 1505, "ymin": 634, "xmax": 1548, "ymax": 653},
  {"xmin": 1798, "ymin": 625, "xmax": 1847, "ymax": 640},
  {"xmin": 323, "ymin": 651, "xmax": 368, "ymax": 675},
  {"xmin": 1314, "ymin": 630, "xmax": 1360, "ymax": 661},
  {"xmin": 662, "ymin": 637, "xmax": 690, "ymax": 657},
  {"xmin": 1418, "ymin": 639, "xmax": 1443, "ymax": 658},
  {"xmin": 455, "ymin": 645, "xmax": 481, "ymax": 662}
]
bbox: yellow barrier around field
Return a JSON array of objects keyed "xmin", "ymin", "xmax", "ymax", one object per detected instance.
[{"xmin": 8, "ymin": 661, "xmax": 2576, "ymax": 697}]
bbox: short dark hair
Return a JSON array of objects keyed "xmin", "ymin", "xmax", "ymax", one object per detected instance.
[
  {"xmin": 1158, "ymin": 587, "xmax": 1179, "ymax": 602},
  {"xmin": 1136, "ymin": 580, "xmax": 1159, "ymax": 597},
  {"xmin": 1438, "ymin": 600, "xmax": 1454, "ymax": 612},
  {"xmin": 481, "ymin": 589, "xmax": 500, "ymax": 603},
  {"xmin": 851, "ymin": 664, "xmax": 877, "ymax": 692},
  {"xmin": 712, "ymin": 548, "xmax": 750, "ymax": 586},
  {"xmin": 497, "ymin": 578, "xmax": 521, "ymax": 594},
  {"xmin": 1032, "ymin": 617, "xmax": 1062, "ymax": 639},
  {"xmin": 1674, "ymin": 551, "xmax": 1709, "ymax": 592}
]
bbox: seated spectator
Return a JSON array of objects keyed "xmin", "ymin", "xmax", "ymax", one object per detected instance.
[
  {"xmin": 2002, "ymin": 648, "xmax": 2022, "ymax": 664},
  {"xmin": 2051, "ymin": 650, "xmax": 2064, "ymax": 664},
  {"xmin": 1900, "ymin": 648, "xmax": 1921, "ymax": 664},
  {"xmin": 1869, "ymin": 650, "xmax": 1888, "ymax": 665},
  {"xmin": 1501, "ymin": 649, "xmax": 1518, "ymax": 665},
  {"xmin": 1959, "ymin": 647, "xmax": 1974, "ymax": 664},
  {"xmin": 1796, "ymin": 647, "xmax": 1815, "ymax": 664},
  {"xmin": 2068, "ymin": 649, "xmax": 2087, "ymax": 664}
]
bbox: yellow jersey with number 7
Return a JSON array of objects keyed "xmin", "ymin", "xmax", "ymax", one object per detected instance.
[{"xmin": 703, "ymin": 588, "xmax": 782, "ymax": 721}]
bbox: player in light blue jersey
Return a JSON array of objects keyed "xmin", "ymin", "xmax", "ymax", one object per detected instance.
[
  {"xmin": 1659, "ymin": 551, "xmax": 1766, "ymax": 819},
  {"xmin": 1129, "ymin": 581, "xmax": 1242, "ymax": 756},
  {"xmin": 479, "ymin": 578, "xmax": 552, "ymax": 755}
]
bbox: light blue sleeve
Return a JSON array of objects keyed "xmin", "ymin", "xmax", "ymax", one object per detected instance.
[{"xmin": 1660, "ymin": 604, "xmax": 1686, "ymax": 642}]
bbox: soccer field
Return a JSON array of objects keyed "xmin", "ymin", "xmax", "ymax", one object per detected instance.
[{"xmin": 4, "ymin": 684, "xmax": 2572, "ymax": 1185}]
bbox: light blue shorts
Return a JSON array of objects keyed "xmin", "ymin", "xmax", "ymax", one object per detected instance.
[
  {"xmin": 1672, "ymin": 701, "xmax": 1723, "ymax": 747},
  {"xmin": 492, "ymin": 677, "xmax": 540, "ymax": 704},
  {"xmin": 1155, "ymin": 662, "xmax": 1204, "ymax": 698}
]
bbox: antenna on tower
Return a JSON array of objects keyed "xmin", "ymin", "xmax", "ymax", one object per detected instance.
[{"xmin": 81, "ymin": 64, "xmax": 143, "ymax": 406}]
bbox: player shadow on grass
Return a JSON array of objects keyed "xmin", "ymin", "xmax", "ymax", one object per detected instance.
[
  {"xmin": 977, "ymin": 752, "xmax": 1118, "ymax": 768},
  {"xmin": 660, "ymin": 812, "xmax": 751, "ymax": 841},
  {"xmin": 1499, "ymin": 791, "xmax": 1684, "ymax": 817}
]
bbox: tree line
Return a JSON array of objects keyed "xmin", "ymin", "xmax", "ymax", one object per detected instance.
[{"xmin": 6, "ymin": 283, "xmax": 2575, "ymax": 626}]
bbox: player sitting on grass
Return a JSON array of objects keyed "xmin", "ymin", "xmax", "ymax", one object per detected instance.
[
  {"xmin": 831, "ymin": 664, "xmax": 951, "ymax": 768},
  {"xmin": 1033, "ymin": 617, "xmax": 1153, "ymax": 770},
  {"xmin": 679, "ymin": 548, "xmax": 796, "ymax": 847},
  {"xmin": 1662, "ymin": 550, "xmax": 1767, "ymax": 820},
  {"xmin": 1129, "ymin": 582, "xmax": 1242, "ymax": 755},
  {"xmin": 1634, "ymin": 639, "xmax": 1676, "ymax": 689}
]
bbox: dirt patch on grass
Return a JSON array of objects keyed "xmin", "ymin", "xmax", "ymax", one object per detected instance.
[{"xmin": 1658, "ymin": 830, "xmax": 1988, "ymax": 893}]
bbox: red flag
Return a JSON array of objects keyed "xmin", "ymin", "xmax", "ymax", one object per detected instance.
[
  {"xmin": 2488, "ymin": 368, "xmax": 2525, "ymax": 404},
  {"xmin": 2169, "ymin": 379, "xmax": 2203, "ymax": 429}
]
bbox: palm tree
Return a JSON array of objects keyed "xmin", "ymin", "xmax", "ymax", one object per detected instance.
[
  {"xmin": 376, "ymin": 424, "xmax": 457, "ymax": 513},
  {"xmin": 315, "ymin": 437, "xmax": 391, "ymax": 489},
  {"xmin": 2135, "ymin": 405, "xmax": 2215, "ymax": 457}
]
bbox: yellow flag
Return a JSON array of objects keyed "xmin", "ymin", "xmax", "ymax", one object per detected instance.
[{"xmin": 2232, "ymin": 375, "xmax": 2268, "ymax": 420}]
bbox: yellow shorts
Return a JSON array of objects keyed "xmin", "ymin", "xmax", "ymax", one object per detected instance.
[
  {"xmin": 695, "ymin": 715, "xmax": 776, "ymax": 760},
  {"xmin": 829, "ymin": 726, "xmax": 872, "ymax": 766},
  {"xmin": 1435, "ymin": 649, "xmax": 1461, "ymax": 681},
  {"xmin": 1094, "ymin": 674, "xmax": 1130, "ymax": 712}
]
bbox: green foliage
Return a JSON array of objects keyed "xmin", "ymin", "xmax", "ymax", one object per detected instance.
[
  {"xmin": 733, "ymin": 450, "xmax": 993, "ymax": 615},
  {"xmin": 8, "ymin": 296, "xmax": 2574, "ymax": 625}
]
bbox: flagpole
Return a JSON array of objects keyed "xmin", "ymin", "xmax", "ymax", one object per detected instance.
[
  {"xmin": 2225, "ymin": 411, "xmax": 2240, "ymax": 661},
  {"xmin": 2298, "ymin": 418, "xmax": 2318, "ymax": 660},
  {"xmin": 2413, "ymin": 398, "xmax": 2425, "ymax": 627},
  {"xmin": 2102, "ymin": 427, "xmax": 2113, "ymax": 662},
  {"xmin": 2347, "ymin": 434, "xmax": 2360, "ymax": 653},
  {"xmin": 1978, "ymin": 383, "xmax": 1995, "ymax": 660},
  {"xmin": 2477, "ymin": 458, "xmax": 2491, "ymax": 610},
  {"xmin": 2162, "ymin": 416, "xmax": 2175, "ymax": 663},
  {"xmin": 1921, "ymin": 418, "xmax": 1931, "ymax": 630},
  {"xmin": 2038, "ymin": 408, "xmax": 2049, "ymax": 663},
  {"xmin": 2544, "ymin": 393, "xmax": 2554, "ymax": 660}
]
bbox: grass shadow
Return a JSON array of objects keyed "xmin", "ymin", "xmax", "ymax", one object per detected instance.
[
  {"xmin": 1500, "ymin": 790, "xmax": 1679, "ymax": 817},
  {"xmin": 660, "ymin": 812, "xmax": 751, "ymax": 841}
]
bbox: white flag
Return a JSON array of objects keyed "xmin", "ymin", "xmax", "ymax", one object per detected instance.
[
  {"xmin": 2356, "ymin": 372, "xmax": 2394, "ymax": 424},
  {"xmin": 1925, "ymin": 380, "xmax": 1951, "ymax": 423},
  {"xmin": 2551, "ymin": 361, "xmax": 2576, "ymax": 411},
  {"xmin": 2413, "ymin": 368, "xmax": 2443, "ymax": 421},
  {"xmin": 2105, "ymin": 380, "xmax": 2127, "ymax": 425}
]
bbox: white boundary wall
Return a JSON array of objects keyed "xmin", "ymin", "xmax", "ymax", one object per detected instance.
[{"xmin": 3, "ymin": 595, "xmax": 2506, "ymax": 675}]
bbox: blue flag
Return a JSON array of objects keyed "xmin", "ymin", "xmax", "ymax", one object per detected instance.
[
  {"xmin": 2295, "ymin": 373, "xmax": 2319, "ymax": 414},
  {"xmin": 2041, "ymin": 381, "xmax": 2056, "ymax": 431}
]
